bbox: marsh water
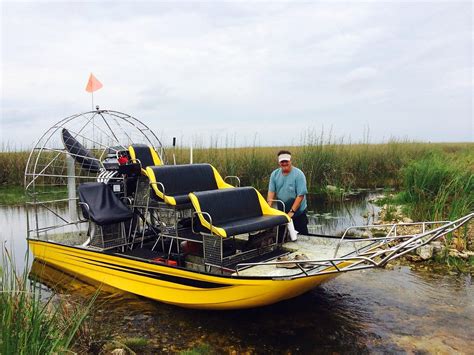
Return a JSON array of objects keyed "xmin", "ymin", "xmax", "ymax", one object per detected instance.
[{"xmin": 1, "ymin": 192, "xmax": 473, "ymax": 353}]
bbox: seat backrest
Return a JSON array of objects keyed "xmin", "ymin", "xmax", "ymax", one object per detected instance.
[
  {"xmin": 62, "ymin": 128, "xmax": 102, "ymax": 173},
  {"xmin": 78, "ymin": 182, "xmax": 133, "ymax": 225},
  {"xmin": 128, "ymin": 144, "xmax": 162, "ymax": 174},
  {"xmin": 190, "ymin": 187, "xmax": 262, "ymax": 225},
  {"xmin": 146, "ymin": 164, "xmax": 233, "ymax": 205}
]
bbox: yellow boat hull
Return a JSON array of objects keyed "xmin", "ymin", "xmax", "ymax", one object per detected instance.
[{"xmin": 29, "ymin": 239, "xmax": 340, "ymax": 310}]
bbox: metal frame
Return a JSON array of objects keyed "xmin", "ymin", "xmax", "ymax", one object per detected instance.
[
  {"xmin": 77, "ymin": 201, "xmax": 130, "ymax": 251},
  {"xmin": 25, "ymin": 109, "xmax": 165, "ymax": 245},
  {"xmin": 224, "ymin": 175, "xmax": 241, "ymax": 187},
  {"xmin": 234, "ymin": 212, "xmax": 474, "ymax": 278},
  {"xmin": 191, "ymin": 209, "xmax": 284, "ymax": 272}
]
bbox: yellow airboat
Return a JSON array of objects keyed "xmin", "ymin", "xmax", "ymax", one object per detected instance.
[{"xmin": 25, "ymin": 109, "xmax": 473, "ymax": 310}]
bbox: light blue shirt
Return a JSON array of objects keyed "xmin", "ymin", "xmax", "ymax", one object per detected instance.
[{"xmin": 268, "ymin": 167, "xmax": 308, "ymax": 215}]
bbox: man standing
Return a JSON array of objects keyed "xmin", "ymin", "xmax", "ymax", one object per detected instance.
[{"xmin": 267, "ymin": 150, "xmax": 309, "ymax": 234}]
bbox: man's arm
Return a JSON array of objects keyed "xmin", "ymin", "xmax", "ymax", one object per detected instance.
[
  {"xmin": 267, "ymin": 171, "xmax": 276, "ymax": 205},
  {"xmin": 288, "ymin": 195, "xmax": 305, "ymax": 218}
]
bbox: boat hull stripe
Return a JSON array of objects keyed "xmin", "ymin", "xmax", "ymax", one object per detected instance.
[{"xmin": 62, "ymin": 252, "xmax": 229, "ymax": 289}]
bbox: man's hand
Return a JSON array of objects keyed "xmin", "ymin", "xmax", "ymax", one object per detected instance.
[
  {"xmin": 266, "ymin": 191, "xmax": 276, "ymax": 206},
  {"xmin": 288, "ymin": 211, "xmax": 295, "ymax": 218}
]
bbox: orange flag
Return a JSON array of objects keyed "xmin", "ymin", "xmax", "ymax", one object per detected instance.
[{"xmin": 85, "ymin": 73, "xmax": 103, "ymax": 93}]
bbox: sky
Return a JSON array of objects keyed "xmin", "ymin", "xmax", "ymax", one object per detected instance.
[{"xmin": 1, "ymin": 1, "xmax": 473, "ymax": 148}]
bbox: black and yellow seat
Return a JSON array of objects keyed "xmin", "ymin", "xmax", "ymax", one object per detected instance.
[
  {"xmin": 78, "ymin": 182, "xmax": 133, "ymax": 250},
  {"xmin": 132, "ymin": 164, "xmax": 233, "ymax": 253},
  {"xmin": 128, "ymin": 144, "xmax": 162, "ymax": 176},
  {"xmin": 128, "ymin": 144, "xmax": 163, "ymax": 237},
  {"xmin": 145, "ymin": 164, "xmax": 233, "ymax": 208},
  {"xmin": 189, "ymin": 187, "xmax": 290, "ymax": 238}
]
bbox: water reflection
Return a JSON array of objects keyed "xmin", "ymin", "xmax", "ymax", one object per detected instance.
[
  {"xmin": 306, "ymin": 191, "xmax": 382, "ymax": 236},
  {"xmin": 0, "ymin": 205, "xmax": 30, "ymax": 267}
]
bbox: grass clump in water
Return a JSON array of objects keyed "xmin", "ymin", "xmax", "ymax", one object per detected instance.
[
  {"xmin": 180, "ymin": 343, "xmax": 213, "ymax": 355},
  {"xmin": 0, "ymin": 249, "xmax": 95, "ymax": 354}
]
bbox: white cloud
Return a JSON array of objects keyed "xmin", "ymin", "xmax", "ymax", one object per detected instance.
[{"xmin": 1, "ymin": 1, "xmax": 472, "ymax": 148}]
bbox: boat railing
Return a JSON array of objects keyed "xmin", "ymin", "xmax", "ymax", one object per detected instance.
[
  {"xmin": 224, "ymin": 175, "xmax": 241, "ymax": 187},
  {"xmin": 234, "ymin": 212, "xmax": 473, "ymax": 279},
  {"xmin": 334, "ymin": 219, "xmax": 450, "ymax": 258}
]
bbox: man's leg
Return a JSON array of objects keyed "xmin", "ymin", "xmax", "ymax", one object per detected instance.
[{"xmin": 292, "ymin": 211, "xmax": 309, "ymax": 234}]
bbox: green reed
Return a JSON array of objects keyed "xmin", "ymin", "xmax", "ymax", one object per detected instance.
[
  {"xmin": 0, "ymin": 249, "xmax": 95, "ymax": 354},
  {"xmin": 174, "ymin": 140, "xmax": 473, "ymax": 194},
  {"xmin": 1, "ymin": 139, "xmax": 473, "ymax": 220},
  {"xmin": 399, "ymin": 152, "xmax": 474, "ymax": 221},
  {"xmin": 0, "ymin": 151, "xmax": 30, "ymax": 186}
]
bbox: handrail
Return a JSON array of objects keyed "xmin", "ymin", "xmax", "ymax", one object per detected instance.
[
  {"xmin": 224, "ymin": 175, "xmax": 241, "ymax": 187},
  {"xmin": 268, "ymin": 199, "xmax": 286, "ymax": 211},
  {"xmin": 191, "ymin": 211, "xmax": 214, "ymax": 235},
  {"xmin": 334, "ymin": 219, "xmax": 450, "ymax": 258},
  {"xmin": 78, "ymin": 202, "xmax": 92, "ymax": 234},
  {"xmin": 234, "ymin": 212, "xmax": 474, "ymax": 279},
  {"xmin": 235, "ymin": 255, "xmax": 380, "ymax": 276},
  {"xmin": 150, "ymin": 181, "xmax": 166, "ymax": 201}
]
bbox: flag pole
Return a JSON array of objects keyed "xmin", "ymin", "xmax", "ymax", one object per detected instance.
[{"xmin": 92, "ymin": 91, "xmax": 94, "ymax": 111}]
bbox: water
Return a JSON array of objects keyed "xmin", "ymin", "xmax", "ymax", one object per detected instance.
[{"xmin": 1, "ymin": 193, "xmax": 473, "ymax": 353}]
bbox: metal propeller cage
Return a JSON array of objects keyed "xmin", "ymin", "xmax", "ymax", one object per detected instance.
[{"xmin": 24, "ymin": 109, "xmax": 165, "ymax": 242}]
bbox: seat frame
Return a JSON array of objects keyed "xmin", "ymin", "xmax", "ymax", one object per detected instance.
[
  {"xmin": 79, "ymin": 201, "xmax": 130, "ymax": 251},
  {"xmin": 190, "ymin": 207, "xmax": 288, "ymax": 272}
]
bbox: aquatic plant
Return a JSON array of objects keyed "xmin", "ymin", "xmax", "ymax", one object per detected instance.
[
  {"xmin": 179, "ymin": 343, "xmax": 213, "ymax": 355},
  {"xmin": 0, "ymin": 249, "xmax": 95, "ymax": 354}
]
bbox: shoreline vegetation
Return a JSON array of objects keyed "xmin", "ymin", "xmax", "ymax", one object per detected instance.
[
  {"xmin": 2, "ymin": 141, "xmax": 472, "ymax": 218},
  {"xmin": 0, "ymin": 250, "xmax": 95, "ymax": 353}
]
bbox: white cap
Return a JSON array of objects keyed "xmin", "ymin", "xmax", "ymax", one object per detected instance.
[{"xmin": 278, "ymin": 153, "xmax": 291, "ymax": 162}]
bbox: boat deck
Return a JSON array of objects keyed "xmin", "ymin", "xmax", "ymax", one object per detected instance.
[{"xmin": 233, "ymin": 235, "xmax": 367, "ymax": 277}]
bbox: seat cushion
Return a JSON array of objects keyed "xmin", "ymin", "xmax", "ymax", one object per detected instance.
[
  {"xmin": 147, "ymin": 164, "xmax": 219, "ymax": 206},
  {"xmin": 172, "ymin": 194, "xmax": 193, "ymax": 206},
  {"xmin": 218, "ymin": 215, "xmax": 289, "ymax": 236},
  {"xmin": 192, "ymin": 187, "xmax": 262, "ymax": 225},
  {"xmin": 78, "ymin": 182, "xmax": 133, "ymax": 226}
]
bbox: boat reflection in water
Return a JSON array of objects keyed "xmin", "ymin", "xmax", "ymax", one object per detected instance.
[{"xmin": 29, "ymin": 258, "xmax": 154, "ymax": 310}]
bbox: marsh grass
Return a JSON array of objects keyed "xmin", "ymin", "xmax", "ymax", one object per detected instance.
[
  {"xmin": 174, "ymin": 141, "xmax": 473, "ymax": 193},
  {"xmin": 179, "ymin": 343, "xmax": 212, "ymax": 355},
  {"xmin": 0, "ymin": 249, "xmax": 95, "ymax": 353},
  {"xmin": 1, "ymin": 141, "xmax": 473, "ymax": 220},
  {"xmin": 0, "ymin": 151, "xmax": 30, "ymax": 186},
  {"xmin": 399, "ymin": 153, "xmax": 474, "ymax": 220},
  {"xmin": 0, "ymin": 185, "xmax": 68, "ymax": 205},
  {"xmin": 0, "ymin": 185, "xmax": 28, "ymax": 205}
]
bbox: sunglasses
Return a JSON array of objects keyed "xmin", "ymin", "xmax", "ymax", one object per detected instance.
[{"xmin": 279, "ymin": 160, "xmax": 290, "ymax": 164}]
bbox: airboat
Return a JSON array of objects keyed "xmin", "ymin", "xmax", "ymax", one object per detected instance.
[{"xmin": 25, "ymin": 109, "xmax": 473, "ymax": 310}]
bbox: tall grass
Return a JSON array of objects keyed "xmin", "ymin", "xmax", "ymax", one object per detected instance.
[
  {"xmin": 0, "ymin": 250, "xmax": 95, "ymax": 353},
  {"xmin": 173, "ymin": 141, "xmax": 473, "ymax": 193},
  {"xmin": 399, "ymin": 152, "xmax": 474, "ymax": 220},
  {"xmin": 1, "ymin": 139, "xmax": 473, "ymax": 220},
  {"xmin": 0, "ymin": 151, "xmax": 30, "ymax": 186}
]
